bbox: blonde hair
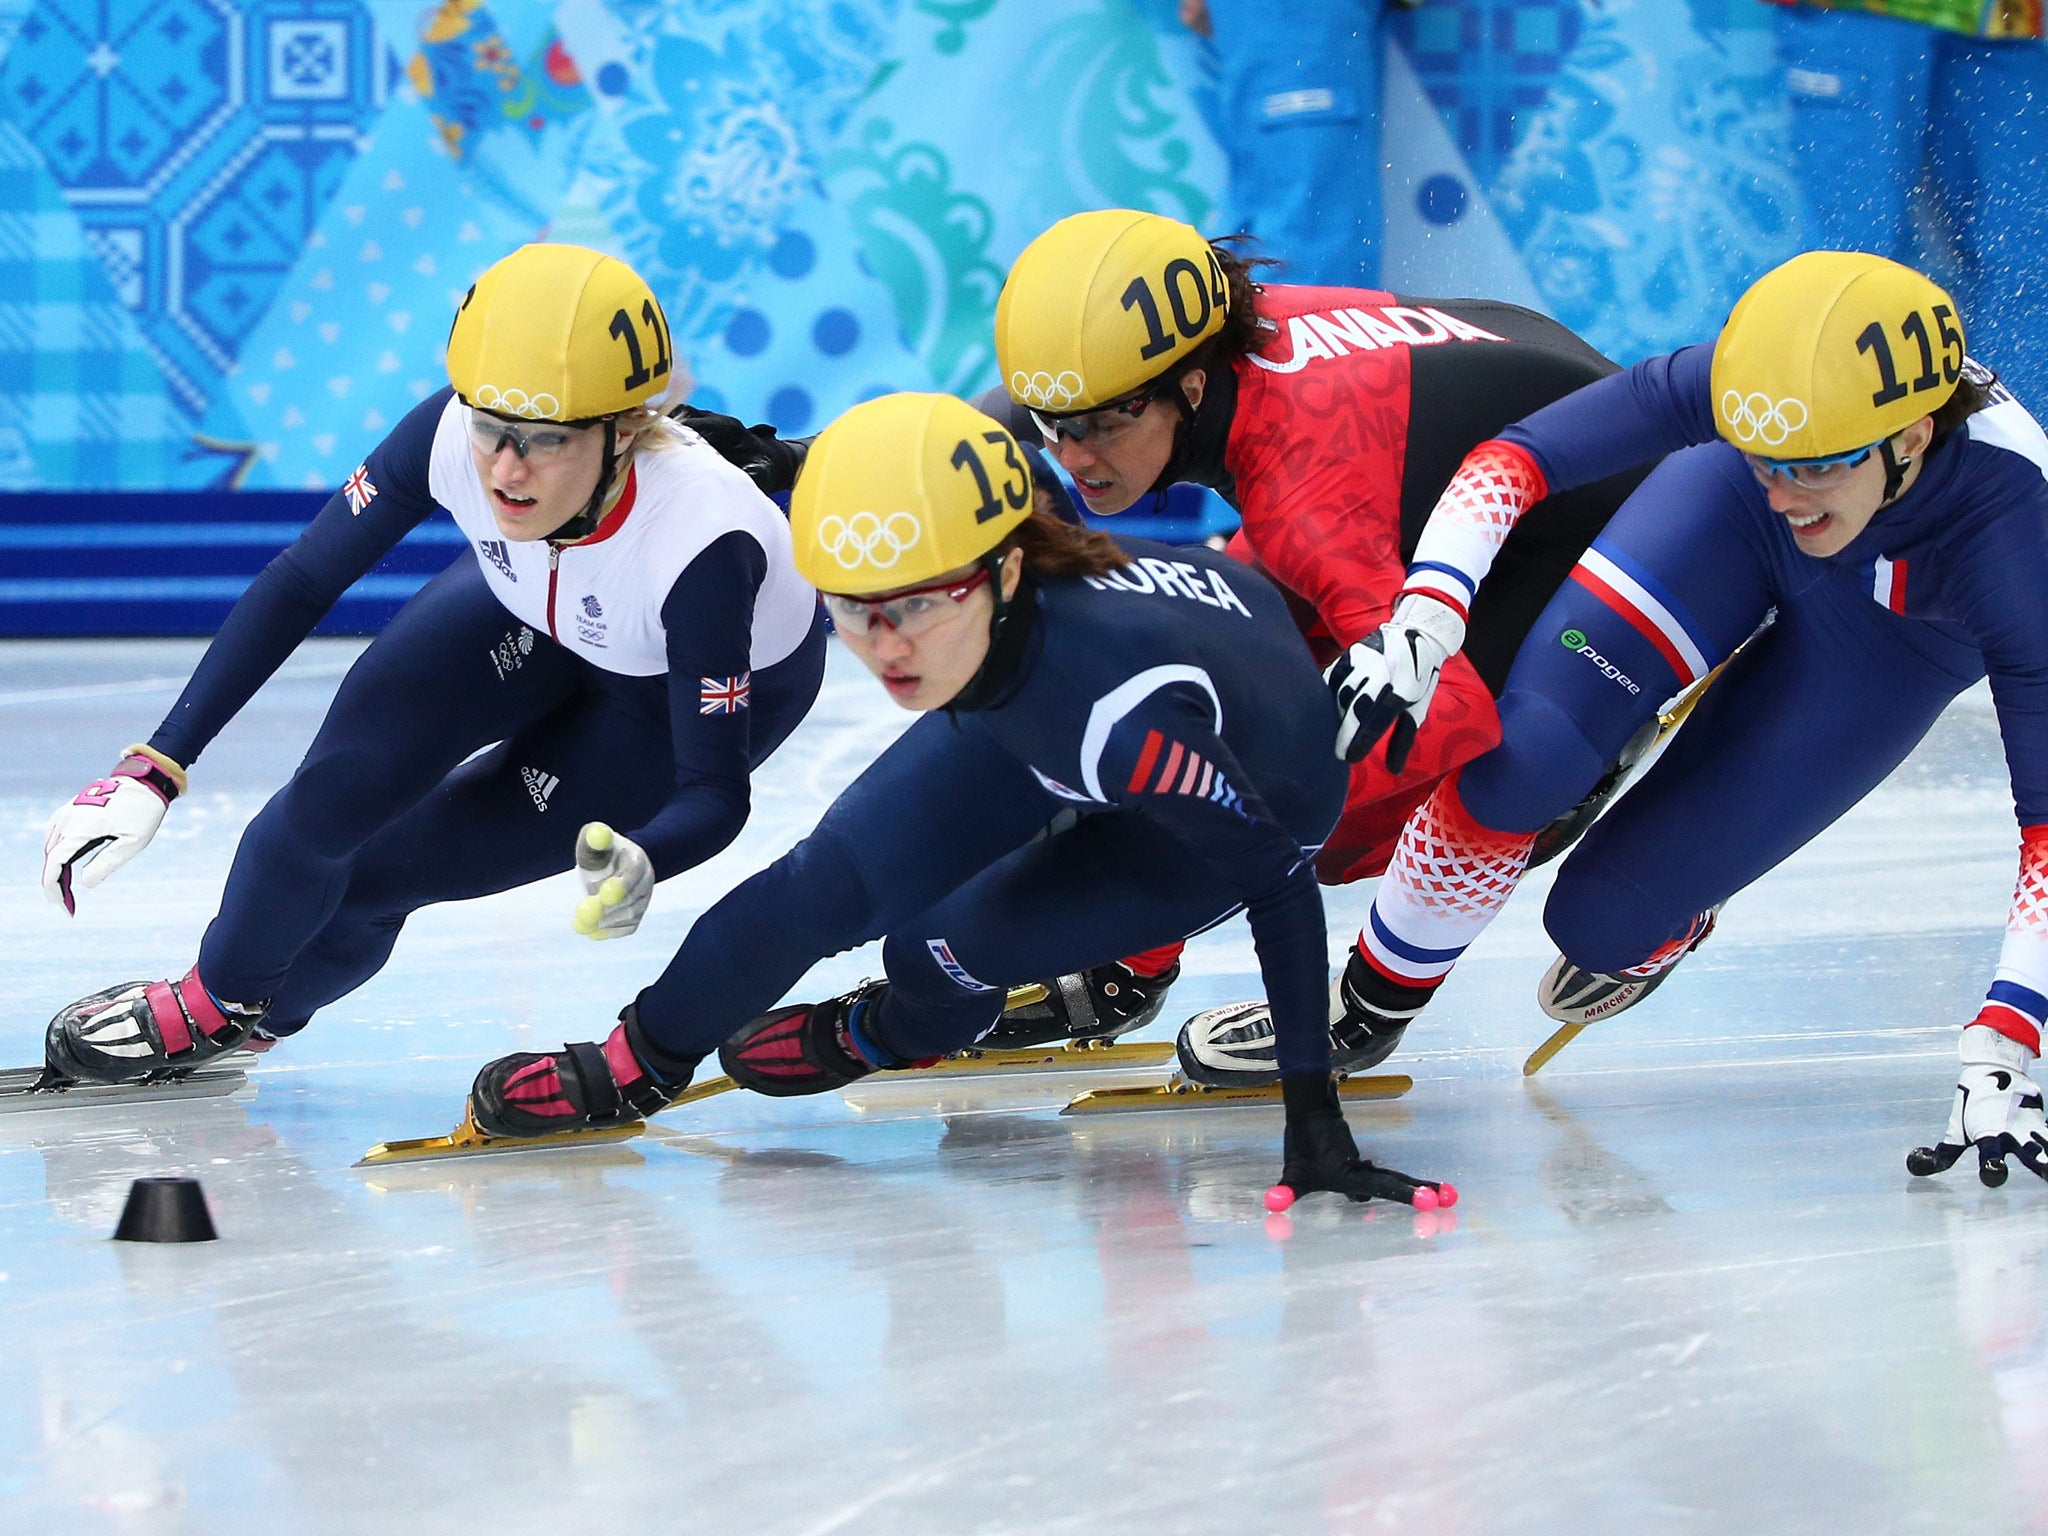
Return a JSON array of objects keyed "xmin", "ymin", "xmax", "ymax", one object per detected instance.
[{"xmin": 616, "ymin": 403, "xmax": 691, "ymax": 456}]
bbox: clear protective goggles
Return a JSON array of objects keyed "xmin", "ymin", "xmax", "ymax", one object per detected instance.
[
  {"xmin": 467, "ymin": 411, "xmax": 590, "ymax": 464},
  {"xmin": 1743, "ymin": 441, "xmax": 1878, "ymax": 490},
  {"xmin": 1029, "ymin": 383, "xmax": 1166, "ymax": 445},
  {"xmin": 822, "ymin": 565, "xmax": 993, "ymax": 639}
]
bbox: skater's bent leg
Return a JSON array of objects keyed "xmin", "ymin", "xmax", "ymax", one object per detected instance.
[
  {"xmin": 1364, "ymin": 445, "xmax": 1779, "ymax": 991},
  {"xmin": 264, "ymin": 686, "xmax": 678, "ymax": 1029},
  {"xmin": 633, "ymin": 714, "xmax": 1060, "ymax": 1059},
  {"xmin": 198, "ymin": 562, "xmax": 580, "ymax": 1003},
  {"xmin": 1545, "ymin": 596, "xmax": 1979, "ymax": 973},
  {"xmin": 870, "ymin": 818, "xmax": 1240, "ymax": 1059}
]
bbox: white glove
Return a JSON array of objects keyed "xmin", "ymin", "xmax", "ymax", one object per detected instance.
[
  {"xmin": 1327, "ymin": 593, "xmax": 1467, "ymax": 769},
  {"xmin": 42, "ymin": 747, "xmax": 185, "ymax": 914},
  {"xmin": 1909, "ymin": 1024, "xmax": 2048, "ymax": 1187},
  {"xmin": 571, "ymin": 822, "xmax": 654, "ymax": 940}
]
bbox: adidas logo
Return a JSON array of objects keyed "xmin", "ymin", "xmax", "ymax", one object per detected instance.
[
  {"xmin": 480, "ymin": 540, "xmax": 516, "ymax": 581},
  {"xmin": 520, "ymin": 765, "xmax": 559, "ymax": 811}
]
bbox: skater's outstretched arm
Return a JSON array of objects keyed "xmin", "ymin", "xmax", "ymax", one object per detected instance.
[{"xmin": 41, "ymin": 392, "xmax": 445, "ymax": 912}]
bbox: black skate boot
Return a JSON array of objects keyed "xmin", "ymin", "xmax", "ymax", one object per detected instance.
[
  {"xmin": 470, "ymin": 1002, "xmax": 703, "ymax": 1138},
  {"xmin": 1529, "ymin": 714, "xmax": 1662, "ymax": 869},
  {"xmin": 1537, "ymin": 908, "xmax": 1719, "ymax": 1025},
  {"xmin": 720, "ymin": 980, "xmax": 936, "ymax": 1097},
  {"xmin": 982, "ymin": 960, "xmax": 1182, "ymax": 1049},
  {"xmin": 1175, "ymin": 948, "xmax": 1435, "ymax": 1089},
  {"xmin": 44, "ymin": 966, "xmax": 268, "ymax": 1086}
]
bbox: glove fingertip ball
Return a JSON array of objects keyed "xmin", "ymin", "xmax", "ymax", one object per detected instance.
[
  {"xmin": 1263, "ymin": 1184, "xmax": 1297, "ymax": 1214},
  {"xmin": 1411, "ymin": 1185, "xmax": 1438, "ymax": 1212}
]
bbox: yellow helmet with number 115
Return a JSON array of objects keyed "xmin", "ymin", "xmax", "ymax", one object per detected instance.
[
  {"xmin": 1712, "ymin": 250, "xmax": 1964, "ymax": 462},
  {"xmin": 996, "ymin": 209, "xmax": 1230, "ymax": 414},
  {"xmin": 791, "ymin": 393, "xmax": 1035, "ymax": 594},
  {"xmin": 447, "ymin": 243, "xmax": 674, "ymax": 423}
]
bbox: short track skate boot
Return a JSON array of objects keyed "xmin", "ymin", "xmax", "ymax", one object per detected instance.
[
  {"xmin": 1528, "ymin": 715, "xmax": 1662, "ymax": 869},
  {"xmin": 44, "ymin": 966, "xmax": 268, "ymax": 1086},
  {"xmin": 1175, "ymin": 949, "xmax": 1435, "ymax": 1088},
  {"xmin": 469, "ymin": 1003, "xmax": 702, "ymax": 1138},
  {"xmin": 983, "ymin": 959, "xmax": 1182, "ymax": 1049},
  {"xmin": 720, "ymin": 980, "xmax": 936, "ymax": 1097},
  {"xmin": 1538, "ymin": 908, "xmax": 1719, "ymax": 1026}
]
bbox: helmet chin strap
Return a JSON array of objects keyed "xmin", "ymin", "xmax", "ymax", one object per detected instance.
[
  {"xmin": 549, "ymin": 418, "xmax": 621, "ymax": 545},
  {"xmin": 946, "ymin": 556, "xmax": 1038, "ymax": 714},
  {"xmin": 1877, "ymin": 437, "xmax": 1913, "ymax": 508}
]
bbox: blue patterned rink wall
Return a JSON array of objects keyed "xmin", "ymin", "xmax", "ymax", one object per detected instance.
[{"xmin": 0, "ymin": 0, "xmax": 1797, "ymax": 634}]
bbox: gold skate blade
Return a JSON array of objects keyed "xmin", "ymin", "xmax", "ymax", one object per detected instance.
[
  {"xmin": 896, "ymin": 1039, "xmax": 1177, "ymax": 1079},
  {"xmin": 356, "ymin": 1107, "xmax": 644, "ymax": 1166},
  {"xmin": 1522, "ymin": 1023, "xmax": 1587, "ymax": 1077},
  {"xmin": 1059, "ymin": 1073, "xmax": 1413, "ymax": 1115},
  {"xmin": 354, "ymin": 1075, "xmax": 740, "ymax": 1166}
]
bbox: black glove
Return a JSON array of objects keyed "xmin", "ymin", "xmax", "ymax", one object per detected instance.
[
  {"xmin": 1275, "ymin": 1073, "xmax": 1452, "ymax": 1206},
  {"xmin": 671, "ymin": 404, "xmax": 809, "ymax": 495}
]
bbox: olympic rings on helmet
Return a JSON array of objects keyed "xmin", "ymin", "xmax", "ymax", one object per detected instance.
[
  {"xmin": 1718, "ymin": 390, "xmax": 1809, "ymax": 448},
  {"xmin": 1009, "ymin": 370, "xmax": 1086, "ymax": 411},
  {"xmin": 814, "ymin": 511, "xmax": 924, "ymax": 570},
  {"xmin": 472, "ymin": 385, "xmax": 563, "ymax": 421}
]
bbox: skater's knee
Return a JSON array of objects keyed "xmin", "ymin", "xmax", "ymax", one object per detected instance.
[
  {"xmin": 1543, "ymin": 862, "xmax": 1690, "ymax": 973},
  {"xmin": 874, "ymin": 932, "xmax": 1007, "ymax": 1058},
  {"xmin": 1459, "ymin": 693, "xmax": 1613, "ymax": 835}
]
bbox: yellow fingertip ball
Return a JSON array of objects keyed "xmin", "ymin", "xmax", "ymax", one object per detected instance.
[
  {"xmin": 599, "ymin": 876, "xmax": 628, "ymax": 906},
  {"xmin": 573, "ymin": 896, "xmax": 604, "ymax": 933},
  {"xmin": 584, "ymin": 822, "xmax": 614, "ymax": 853}
]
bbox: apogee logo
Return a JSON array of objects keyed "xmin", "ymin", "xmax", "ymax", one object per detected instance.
[{"xmin": 1561, "ymin": 629, "xmax": 1641, "ymax": 695}]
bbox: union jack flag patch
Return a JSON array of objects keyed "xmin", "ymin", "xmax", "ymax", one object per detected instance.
[
  {"xmin": 343, "ymin": 464, "xmax": 377, "ymax": 515},
  {"xmin": 700, "ymin": 673, "xmax": 751, "ymax": 714}
]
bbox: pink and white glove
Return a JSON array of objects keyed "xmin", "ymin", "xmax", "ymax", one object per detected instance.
[{"xmin": 41, "ymin": 746, "xmax": 185, "ymax": 914}]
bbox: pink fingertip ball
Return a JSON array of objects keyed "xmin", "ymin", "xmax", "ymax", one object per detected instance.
[
  {"xmin": 1436, "ymin": 1182, "xmax": 1460, "ymax": 1209},
  {"xmin": 1411, "ymin": 1185, "xmax": 1439, "ymax": 1212},
  {"xmin": 1264, "ymin": 1184, "xmax": 1297, "ymax": 1213}
]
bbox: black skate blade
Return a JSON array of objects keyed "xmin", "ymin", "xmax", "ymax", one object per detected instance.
[
  {"xmin": 354, "ymin": 1075, "xmax": 739, "ymax": 1167},
  {"xmin": 0, "ymin": 1056, "xmax": 252, "ymax": 1114},
  {"xmin": 1060, "ymin": 1072, "xmax": 1413, "ymax": 1115}
]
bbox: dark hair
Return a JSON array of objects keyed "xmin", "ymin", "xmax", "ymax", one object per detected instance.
[
  {"xmin": 1930, "ymin": 365, "xmax": 1998, "ymax": 440},
  {"xmin": 1002, "ymin": 506, "xmax": 1130, "ymax": 577}
]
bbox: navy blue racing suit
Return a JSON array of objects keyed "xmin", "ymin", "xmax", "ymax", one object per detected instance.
[
  {"xmin": 631, "ymin": 539, "xmax": 1349, "ymax": 1076},
  {"xmin": 144, "ymin": 389, "xmax": 825, "ymax": 1031}
]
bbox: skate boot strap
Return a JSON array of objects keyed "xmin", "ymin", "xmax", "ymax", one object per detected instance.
[
  {"xmin": 562, "ymin": 1040, "xmax": 624, "ymax": 1121},
  {"xmin": 147, "ymin": 968, "xmax": 244, "ymax": 1057}
]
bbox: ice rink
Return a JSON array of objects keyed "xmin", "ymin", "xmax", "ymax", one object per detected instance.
[{"xmin": 3, "ymin": 637, "xmax": 2045, "ymax": 1535}]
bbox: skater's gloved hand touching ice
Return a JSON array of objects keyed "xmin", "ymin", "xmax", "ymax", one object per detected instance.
[
  {"xmin": 1268, "ymin": 1074, "xmax": 1457, "ymax": 1210},
  {"xmin": 40, "ymin": 746, "xmax": 185, "ymax": 915},
  {"xmin": 1328, "ymin": 593, "xmax": 1465, "ymax": 770},
  {"xmin": 1910, "ymin": 1024, "xmax": 2048, "ymax": 1187},
  {"xmin": 571, "ymin": 822, "xmax": 655, "ymax": 940}
]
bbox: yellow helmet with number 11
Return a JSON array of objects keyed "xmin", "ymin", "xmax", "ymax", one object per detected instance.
[
  {"xmin": 447, "ymin": 243, "xmax": 674, "ymax": 423},
  {"xmin": 1712, "ymin": 250, "xmax": 1964, "ymax": 463}
]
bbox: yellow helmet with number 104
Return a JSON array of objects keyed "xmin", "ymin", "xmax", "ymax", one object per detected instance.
[
  {"xmin": 1711, "ymin": 250, "xmax": 1964, "ymax": 462},
  {"xmin": 446, "ymin": 243, "xmax": 674, "ymax": 423},
  {"xmin": 996, "ymin": 209, "xmax": 1230, "ymax": 414},
  {"xmin": 791, "ymin": 393, "xmax": 1035, "ymax": 595}
]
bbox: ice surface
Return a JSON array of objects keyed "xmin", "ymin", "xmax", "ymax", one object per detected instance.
[{"xmin": 2, "ymin": 640, "xmax": 2044, "ymax": 1535}]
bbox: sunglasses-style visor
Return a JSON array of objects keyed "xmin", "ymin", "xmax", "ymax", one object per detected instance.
[
  {"xmin": 1743, "ymin": 442, "xmax": 1878, "ymax": 489},
  {"xmin": 822, "ymin": 565, "xmax": 993, "ymax": 639},
  {"xmin": 1028, "ymin": 384, "xmax": 1166, "ymax": 444}
]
